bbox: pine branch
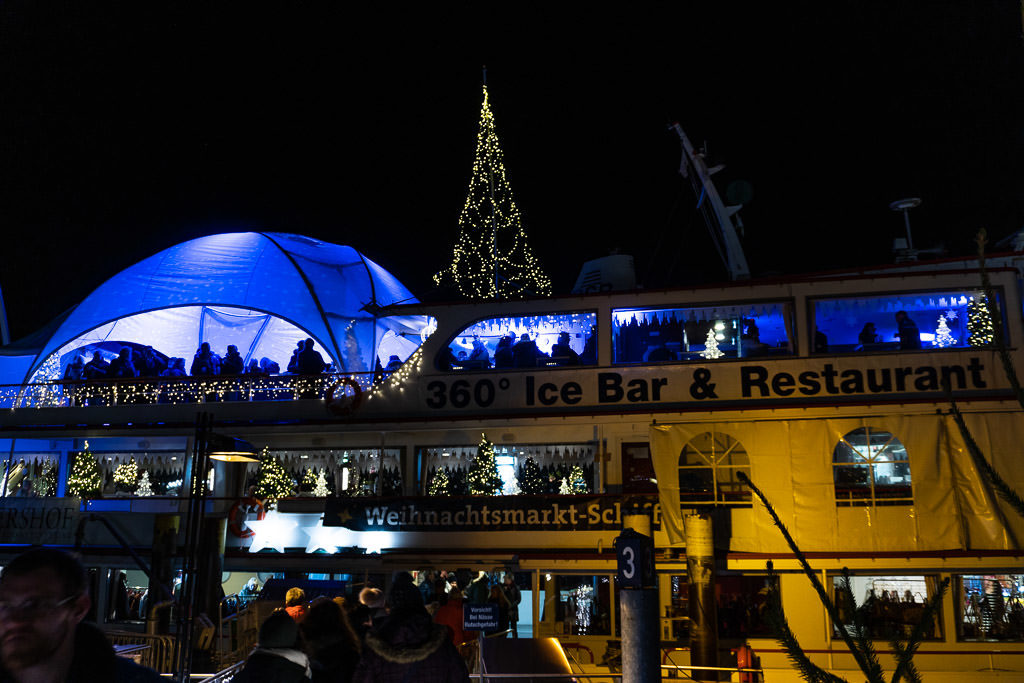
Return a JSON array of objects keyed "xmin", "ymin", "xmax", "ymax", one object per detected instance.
[
  {"xmin": 762, "ymin": 562, "xmax": 850, "ymax": 683},
  {"xmin": 890, "ymin": 577, "xmax": 948, "ymax": 683},
  {"xmin": 737, "ymin": 471, "xmax": 881, "ymax": 680}
]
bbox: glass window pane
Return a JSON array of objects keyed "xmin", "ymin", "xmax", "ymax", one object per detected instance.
[
  {"xmin": 612, "ymin": 303, "xmax": 793, "ymax": 363},
  {"xmin": 539, "ymin": 574, "xmax": 611, "ymax": 636},
  {"xmin": 833, "ymin": 428, "xmax": 912, "ymax": 506},
  {"xmin": 439, "ymin": 312, "xmax": 597, "ymax": 371},
  {"xmin": 832, "ymin": 574, "xmax": 941, "ymax": 641},
  {"xmin": 957, "ymin": 574, "xmax": 1024, "ymax": 641},
  {"xmin": 678, "ymin": 432, "xmax": 751, "ymax": 504},
  {"xmin": 812, "ymin": 290, "xmax": 1003, "ymax": 354}
]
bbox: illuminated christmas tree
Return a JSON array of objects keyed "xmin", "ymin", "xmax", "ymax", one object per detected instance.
[
  {"xmin": 467, "ymin": 433, "xmax": 503, "ymax": 495},
  {"xmin": 113, "ymin": 458, "xmax": 139, "ymax": 492},
  {"xmin": 502, "ymin": 473, "xmax": 521, "ymax": 496},
  {"xmin": 699, "ymin": 328, "xmax": 724, "ymax": 359},
  {"xmin": 428, "ymin": 466, "xmax": 452, "ymax": 496},
  {"xmin": 968, "ymin": 295, "xmax": 994, "ymax": 347},
  {"xmin": 566, "ymin": 464, "xmax": 589, "ymax": 494},
  {"xmin": 434, "ymin": 84, "xmax": 551, "ymax": 300},
  {"xmin": 517, "ymin": 457, "xmax": 544, "ymax": 494},
  {"xmin": 559, "ymin": 477, "xmax": 570, "ymax": 495},
  {"xmin": 33, "ymin": 464, "xmax": 56, "ymax": 497},
  {"xmin": 67, "ymin": 443, "xmax": 103, "ymax": 498},
  {"xmin": 253, "ymin": 447, "xmax": 294, "ymax": 506},
  {"xmin": 312, "ymin": 469, "xmax": 332, "ymax": 497},
  {"xmin": 932, "ymin": 315, "xmax": 956, "ymax": 348},
  {"xmin": 135, "ymin": 471, "xmax": 154, "ymax": 497}
]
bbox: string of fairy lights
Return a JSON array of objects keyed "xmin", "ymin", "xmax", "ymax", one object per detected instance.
[{"xmin": 434, "ymin": 85, "xmax": 551, "ymax": 300}]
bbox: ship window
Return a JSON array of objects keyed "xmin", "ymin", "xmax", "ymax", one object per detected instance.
[
  {"xmin": 253, "ymin": 447, "xmax": 404, "ymax": 498},
  {"xmin": 438, "ymin": 311, "xmax": 597, "ymax": 371},
  {"xmin": 678, "ymin": 432, "xmax": 751, "ymax": 504},
  {"xmin": 612, "ymin": 302, "xmax": 793, "ymax": 364},
  {"xmin": 539, "ymin": 574, "xmax": 611, "ymax": 636},
  {"xmin": 956, "ymin": 574, "xmax": 1024, "ymax": 642},
  {"xmin": 831, "ymin": 574, "xmax": 942, "ymax": 641},
  {"xmin": 811, "ymin": 289, "xmax": 1003, "ymax": 355},
  {"xmin": 419, "ymin": 442, "xmax": 595, "ymax": 496},
  {"xmin": 833, "ymin": 428, "xmax": 912, "ymax": 506}
]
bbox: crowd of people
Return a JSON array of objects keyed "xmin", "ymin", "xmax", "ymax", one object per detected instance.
[
  {"xmin": 440, "ymin": 330, "xmax": 595, "ymax": 371},
  {"xmin": 234, "ymin": 570, "xmax": 522, "ymax": 683},
  {"xmin": 62, "ymin": 338, "xmax": 336, "ymax": 385}
]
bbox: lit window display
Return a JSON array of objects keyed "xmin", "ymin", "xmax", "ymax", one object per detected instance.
[
  {"xmin": 419, "ymin": 442, "xmax": 595, "ymax": 496},
  {"xmin": 832, "ymin": 574, "xmax": 942, "ymax": 640},
  {"xmin": 833, "ymin": 428, "xmax": 912, "ymax": 506},
  {"xmin": 812, "ymin": 290, "xmax": 1002, "ymax": 354},
  {"xmin": 1, "ymin": 454, "xmax": 58, "ymax": 497},
  {"xmin": 438, "ymin": 312, "xmax": 597, "ymax": 371},
  {"xmin": 957, "ymin": 574, "xmax": 1024, "ymax": 641},
  {"xmin": 538, "ymin": 574, "xmax": 611, "ymax": 636},
  {"xmin": 678, "ymin": 432, "xmax": 751, "ymax": 504},
  {"xmin": 612, "ymin": 302, "xmax": 794, "ymax": 363},
  {"xmin": 249, "ymin": 448, "xmax": 404, "ymax": 498}
]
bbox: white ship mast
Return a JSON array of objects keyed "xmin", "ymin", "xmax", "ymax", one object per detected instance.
[{"xmin": 671, "ymin": 122, "xmax": 750, "ymax": 280}]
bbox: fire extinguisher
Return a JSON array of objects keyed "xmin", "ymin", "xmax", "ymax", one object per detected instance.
[{"xmin": 736, "ymin": 643, "xmax": 757, "ymax": 683}]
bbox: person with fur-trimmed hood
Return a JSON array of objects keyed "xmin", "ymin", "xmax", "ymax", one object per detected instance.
[{"xmin": 352, "ymin": 572, "xmax": 468, "ymax": 683}]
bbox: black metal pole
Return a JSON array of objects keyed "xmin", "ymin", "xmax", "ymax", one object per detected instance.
[{"xmin": 174, "ymin": 412, "xmax": 211, "ymax": 682}]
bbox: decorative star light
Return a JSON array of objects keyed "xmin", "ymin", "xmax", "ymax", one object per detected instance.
[
  {"xmin": 302, "ymin": 523, "xmax": 344, "ymax": 554},
  {"xmin": 245, "ymin": 510, "xmax": 298, "ymax": 553}
]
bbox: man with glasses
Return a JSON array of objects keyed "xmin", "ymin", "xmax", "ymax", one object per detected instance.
[{"xmin": 0, "ymin": 548, "xmax": 161, "ymax": 682}]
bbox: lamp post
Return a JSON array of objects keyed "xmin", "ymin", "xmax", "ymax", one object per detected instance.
[{"xmin": 173, "ymin": 412, "xmax": 257, "ymax": 682}]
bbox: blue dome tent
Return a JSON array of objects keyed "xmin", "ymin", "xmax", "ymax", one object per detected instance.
[{"xmin": 10, "ymin": 232, "xmax": 430, "ymax": 386}]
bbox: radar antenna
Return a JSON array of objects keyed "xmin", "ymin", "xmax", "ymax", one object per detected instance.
[{"xmin": 670, "ymin": 123, "xmax": 750, "ymax": 280}]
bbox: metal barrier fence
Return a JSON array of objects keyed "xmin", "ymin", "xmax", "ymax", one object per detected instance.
[{"xmin": 106, "ymin": 630, "xmax": 177, "ymax": 673}]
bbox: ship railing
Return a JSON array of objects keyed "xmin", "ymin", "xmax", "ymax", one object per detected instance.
[{"xmin": 0, "ymin": 371, "xmax": 377, "ymax": 409}]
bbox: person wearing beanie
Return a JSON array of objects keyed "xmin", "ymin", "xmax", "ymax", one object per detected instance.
[
  {"xmin": 233, "ymin": 609, "xmax": 312, "ymax": 682},
  {"xmin": 285, "ymin": 587, "xmax": 307, "ymax": 623},
  {"xmin": 351, "ymin": 572, "xmax": 468, "ymax": 682}
]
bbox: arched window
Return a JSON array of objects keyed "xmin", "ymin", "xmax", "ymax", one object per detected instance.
[
  {"xmin": 833, "ymin": 427, "xmax": 912, "ymax": 506},
  {"xmin": 678, "ymin": 432, "xmax": 751, "ymax": 504}
]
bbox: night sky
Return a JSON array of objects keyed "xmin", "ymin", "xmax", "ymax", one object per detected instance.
[{"xmin": 2, "ymin": 3, "xmax": 1023, "ymax": 341}]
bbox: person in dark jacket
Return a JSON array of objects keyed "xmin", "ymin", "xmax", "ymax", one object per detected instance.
[
  {"xmin": 352, "ymin": 573, "xmax": 468, "ymax": 683},
  {"xmin": 512, "ymin": 334, "xmax": 542, "ymax": 368},
  {"xmin": 221, "ymin": 345, "xmax": 245, "ymax": 375},
  {"xmin": 233, "ymin": 610, "xmax": 312, "ymax": 683},
  {"xmin": 501, "ymin": 573, "xmax": 522, "ymax": 639},
  {"xmin": 82, "ymin": 351, "xmax": 109, "ymax": 379},
  {"xmin": 300, "ymin": 597, "xmax": 361, "ymax": 683},
  {"xmin": 190, "ymin": 342, "xmax": 221, "ymax": 376},
  {"xmin": 107, "ymin": 348, "xmax": 138, "ymax": 379},
  {"xmin": 493, "ymin": 336, "xmax": 514, "ymax": 368},
  {"xmin": 0, "ymin": 548, "xmax": 162, "ymax": 683},
  {"xmin": 296, "ymin": 339, "xmax": 327, "ymax": 375}
]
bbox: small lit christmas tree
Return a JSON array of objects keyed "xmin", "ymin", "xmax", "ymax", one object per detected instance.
[
  {"xmin": 932, "ymin": 315, "xmax": 957, "ymax": 348},
  {"xmin": 517, "ymin": 457, "xmax": 544, "ymax": 495},
  {"xmin": 135, "ymin": 471, "xmax": 154, "ymax": 497},
  {"xmin": 428, "ymin": 467, "xmax": 452, "ymax": 496},
  {"xmin": 466, "ymin": 433, "xmax": 503, "ymax": 495},
  {"xmin": 559, "ymin": 477, "xmax": 570, "ymax": 495},
  {"xmin": 32, "ymin": 464, "xmax": 57, "ymax": 497},
  {"xmin": 253, "ymin": 447, "xmax": 294, "ymax": 507},
  {"xmin": 503, "ymin": 473, "xmax": 521, "ymax": 496},
  {"xmin": 699, "ymin": 328, "xmax": 724, "ymax": 359},
  {"xmin": 66, "ymin": 443, "xmax": 103, "ymax": 498},
  {"xmin": 968, "ymin": 295, "xmax": 995, "ymax": 347},
  {"xmin": 434, "ymin": 84, "xmax": 551, "ymax": 300},
  {"xmin": 113, "ymin": 458, "xmax": 139, "ymax": 492},
  {"xmin": 566, "ymin": 464, "xmax": 589, "ymax": 494},
  {"xmin": 312, "ymin": 469, "xmax": 332, "ymax": 497}
]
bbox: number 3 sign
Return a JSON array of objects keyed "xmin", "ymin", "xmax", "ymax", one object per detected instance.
[{"xmin": 615, "ymin": 528, "xmax": 655, "ymax": 589}]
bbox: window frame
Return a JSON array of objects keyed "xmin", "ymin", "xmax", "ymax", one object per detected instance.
[
  {"xmin": 832, "ymin": 427, "xmax": 913, "ymax": 507},
  {"xmin": 677, "ymin": 431, "xmax": 752, "ymax": 506}
]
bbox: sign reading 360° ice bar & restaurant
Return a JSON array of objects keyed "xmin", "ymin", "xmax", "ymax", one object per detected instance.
[{"xmin": 395, "ymin": 352, "xmax": 1004, "ymax": 416}]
